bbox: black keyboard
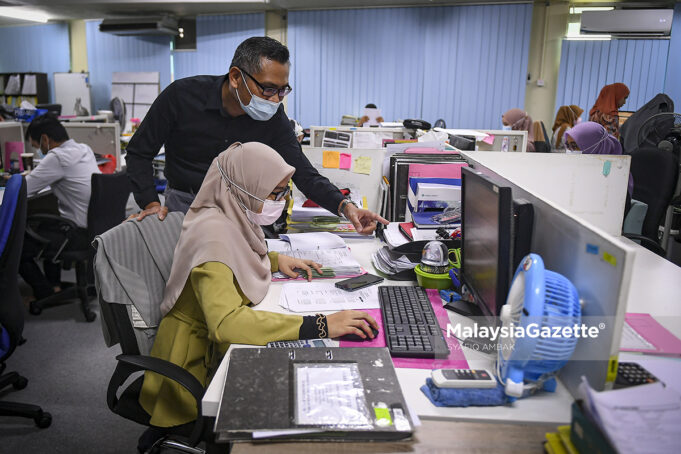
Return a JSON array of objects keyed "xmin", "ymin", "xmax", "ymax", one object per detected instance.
[{"xmin": 379, "ymin": 286, "xmax": 450, "ymax": 359}]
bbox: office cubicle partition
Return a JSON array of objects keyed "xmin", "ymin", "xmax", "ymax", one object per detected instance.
[
  {"xmin": 462, "ymin": 151, "xmax": 631, "ymax": 236},
  {"xmin": 465, "ymin": 152, "xmax": 636, "ymax": 397},
  {"xmin": 62, "ymin": 122, "xmax": 122, "ymax": 171},
  {"xmin": 309, "ymin": 126, "xmax": 407, "ymax": 148}
]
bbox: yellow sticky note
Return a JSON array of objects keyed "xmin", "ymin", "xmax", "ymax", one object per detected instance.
[
  {"xmin": 353, "ymin": 156, "xmax": 372, "ymax": 175},
  {"xmin": 322, "ymin": 150, "xmax": 340, "ymax": 168},
  {"xmin": 602, "ymin": 252, "xmax": 617, "ymax": 267}
]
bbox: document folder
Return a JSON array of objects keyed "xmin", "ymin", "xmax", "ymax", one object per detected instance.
[{"xmin": 214, "ymin": 347, "xmax": 413, "ymax": 442}]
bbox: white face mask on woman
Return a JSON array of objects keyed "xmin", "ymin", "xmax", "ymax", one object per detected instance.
[{"xmin": 217, "ymin": 161, "xmax": 286, "ymax": 225}]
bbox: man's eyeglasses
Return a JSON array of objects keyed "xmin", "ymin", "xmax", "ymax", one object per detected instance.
[
  {"xmin": 239, "ymin": 67, "xmax": 292, "ymax": 98},
  {"xmin": 270, "ymin": 186, "xmax": 290, "ymax": 201}
]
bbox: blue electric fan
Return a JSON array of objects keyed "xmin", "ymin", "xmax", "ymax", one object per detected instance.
[{"xmin": 496, "ymin": 254, "xmax": 581, "ymax": 402}]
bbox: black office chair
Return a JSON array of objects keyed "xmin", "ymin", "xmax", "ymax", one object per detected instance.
[
  {"xmin": 28, "ymin": 172, "xmax": 131, "ymax": 321},
  {"xmin": 0, "ymin": 175, "xmax": 52, "ymax": 428},
  {"xmin": 533, "ymin": 121, "xmax": 552, "ymax": 153},
  {"xmin": 623, "ymin": 147, "xmax": 680, "ymax": 255},
  {"xmin": 433, "ymin": 118, "xmax": 446, "ymax": 129}
]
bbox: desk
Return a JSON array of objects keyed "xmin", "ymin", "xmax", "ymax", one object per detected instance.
[
  {"xmin": 231, "ymin": 420, "xmax": 554, "ymax": 454},
  {"xmin": 202, "ymin": 238, "xmax": 573, "ymax": 426}
]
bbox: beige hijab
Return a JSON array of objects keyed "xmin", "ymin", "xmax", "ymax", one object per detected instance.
[{"xmin": 161, "ymin": 142, "xmax": 295, "ymax": 316}]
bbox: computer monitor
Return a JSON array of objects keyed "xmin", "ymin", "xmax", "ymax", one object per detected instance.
[{"xmin": 459, "ymin": 167, "xmax": 513, "ymax": 320}]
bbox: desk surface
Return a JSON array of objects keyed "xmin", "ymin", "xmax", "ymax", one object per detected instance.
[
  {"xmin": 202, "ymin": 238, "xmax": 574, "ymax": 426},
  {"xmin": 231, "ymin": 419, "xmax": 554, "ymax": 454}
]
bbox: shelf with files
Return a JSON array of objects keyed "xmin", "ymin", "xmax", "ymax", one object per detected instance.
[{"xmin": 0, "ymin": 73, "xmax": 48, "ymax": 107}]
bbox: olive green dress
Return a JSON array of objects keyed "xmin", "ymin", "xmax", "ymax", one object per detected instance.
[{"xmin": 139, "ymin": 252, "xmax": 303, "ymax": 427}]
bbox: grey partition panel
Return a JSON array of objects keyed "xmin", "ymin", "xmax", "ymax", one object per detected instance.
[{"xmin": 464, "ymin": 155, "xmax": 634, "ymax": 396}]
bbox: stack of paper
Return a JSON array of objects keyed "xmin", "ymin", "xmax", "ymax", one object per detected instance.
[
  {"xmin": 288, "ymin": 198, "xmax": 367, "ymax": 238},
  {"xmin": 272, "ymin": 249, "xmax": 362, "ymax": 280},
  {"xmin": 279, "ymin": 282, "xmax": 380, "ymax": 312},
  {"xmin": 372, "ymin": 246, "xmax": 417, "ymax": 275},
  {"xmin": 578, "ymin": 377, "xmax": 681, "ymax": 453}
]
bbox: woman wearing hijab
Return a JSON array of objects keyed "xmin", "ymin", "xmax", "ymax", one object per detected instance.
[
  {"xmin": 139, "ymin": 142, "xmax": 378, "ymax": 428},
  {"xmin": 589, "ymin": 83, "xmax": 630, "ymax": 139},
  {"xmin": 564, "ymin": 121, "xmax": 633, "ymax": 194},
  {"xmin": 551, "ymin": 105, "xmax": 584, "ymax": 150},
  {"xmin": 502, "ymin": 108, "xmax": 535, "ymax": 152}
]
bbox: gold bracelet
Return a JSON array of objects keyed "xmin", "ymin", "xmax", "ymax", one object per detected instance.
[{"xmin": 315, "ymin": 313, "xmax": 328, "ymax": 338}]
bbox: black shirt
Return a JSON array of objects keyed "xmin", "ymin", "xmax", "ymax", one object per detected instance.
[{"xmin": 126, "ymin": 75, "xmax": 344, "ymax": 214}]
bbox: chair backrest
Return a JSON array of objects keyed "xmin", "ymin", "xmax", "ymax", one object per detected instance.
[
  {"xmin": 87, "ymin": 171, "xmax": 131, "ymax": 241},
  {"xmin": 433, "ymin": 119, "xmax": 446, "ymax": 129},
  {"xmin": 0, "ymin": 175, "xmax": 27, "ymax": 362},
  {"xmin": 630, "ymin": 147, "xmax": 679, "ymax": 241},
  {"xmin": 93, "ymin": 212, "xmax": 184, "ymax": 356}
]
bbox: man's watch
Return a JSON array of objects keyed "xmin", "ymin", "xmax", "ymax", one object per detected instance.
[{"xmin": 338, "ymin": 198, "xmax": 358, "ymax": 216}]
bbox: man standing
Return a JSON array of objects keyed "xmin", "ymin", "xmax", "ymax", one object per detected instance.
[{"xmin": 126, "ymin": 36, "xmax": 386, "ymax": 233}]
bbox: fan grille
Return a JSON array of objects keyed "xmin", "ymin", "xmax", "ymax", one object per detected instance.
[{"xmin": 526, "ymin": 270, "xmax": 580, "ymax": 371}]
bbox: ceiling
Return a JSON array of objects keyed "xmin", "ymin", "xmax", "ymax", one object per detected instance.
[{"xmin": 0, "ymin": 0, "xmax": 676, "ymax": 26}]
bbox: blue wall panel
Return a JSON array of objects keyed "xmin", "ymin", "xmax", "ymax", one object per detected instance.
[
  {"xmin": 173, "ymin": 13, "xmax": 265, "ymax": 81},
  {"xmin": 555, "ymin": 39, "xmax": 670, "ymax": 121},
  {"xmin": 665, "ymin": 3, "xmax": 681, "ymax": 109},
  {"xmin": 288, "ymin": 4, "xmax": 533, "ymax": 129},
  {"xmin": 421, "ymin": 4, "xmax": 532, "ymax": 129},
  {"xmin": 0, "ymin": 23, "xmax": 70, "ymax": 103},
  {"xmin": 86, "ymin": 20, "xmax": 171, "ymax": 111}
]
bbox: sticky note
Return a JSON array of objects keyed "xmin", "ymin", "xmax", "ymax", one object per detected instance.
[
  {"xmin": 339, "ymin": 152, "xmax": 352, "ymax": 170},
  {"xmin": 482, "ymin": 134, "xmax": 495, "ymax": 145},
  {"xmin": 322, "ymin": 150, "xmax": 340, "ymax": 168},
  {"xmin": 353, "ymin": 156, "xmax": 372, "ymax": 175},
  {"xmin": 602, "ymin": 160, "xmax": 611, "ymax": 176},
  {"xmin": 586, "ymin": 244, "xmax": 599, "ymax": 255},
  {"xmin": 602, "ymin": 252, "xmax": 617, "ymax": 267}
]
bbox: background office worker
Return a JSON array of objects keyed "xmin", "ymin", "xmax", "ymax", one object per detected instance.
[
  {"xmin": 19, "ymin": 114, "xmax": 101, "ymax": 300},
  {"xmin": 126, "ymin": 36, "xmax": 387, "ymax": 234}
]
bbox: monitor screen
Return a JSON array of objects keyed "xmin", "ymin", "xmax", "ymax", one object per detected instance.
[{"xmin": 460, "ymin": 168, "xmax": 513, "ymax": 318}]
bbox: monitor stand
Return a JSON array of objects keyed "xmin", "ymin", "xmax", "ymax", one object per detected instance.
[
  {"xmin": 443, "ymin": 292, "xmax": 499, "ymax": 354},
  {"xmin": 443, "ymin": 299, "xmax": 484, "ymax": 318}
]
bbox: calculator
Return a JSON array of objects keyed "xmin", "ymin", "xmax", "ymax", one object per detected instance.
[
  {"xmin": 614, "ymin": 362, "xmax": 658, "ymax": 388},
  {"xmin": 266, "ymin": 339, "xmax": 334, "ymax": 348}
]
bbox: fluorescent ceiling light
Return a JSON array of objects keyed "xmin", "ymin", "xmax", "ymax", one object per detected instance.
[{"xmin": 0, "ymin": 7, "xmax": 49, "ymax": 23}]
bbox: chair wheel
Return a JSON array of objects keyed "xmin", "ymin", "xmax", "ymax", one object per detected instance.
[
  {"xmin": 29, "ymin": 302, "xmax": 42, "ymax": 315},
  {"xmin": 13, "ymin": 376, "xmax": 28, "ymax": 390},
  {"xmin": 34, "ymin": 411, "xmax": 52, "ymax": 428},
  {"xmin": 84, "ymin": 311, "xmax": 97, "ymax": 322}
]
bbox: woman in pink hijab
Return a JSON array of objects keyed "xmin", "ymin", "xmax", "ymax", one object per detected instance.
[{"xmin": 502, "ymin": 108, "xmax": 535, "ymax": 152}]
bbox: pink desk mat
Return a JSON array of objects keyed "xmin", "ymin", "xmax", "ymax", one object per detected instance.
[{"xmin": 340, "ymin": 288, "xmax": 469, "ymax": 369}]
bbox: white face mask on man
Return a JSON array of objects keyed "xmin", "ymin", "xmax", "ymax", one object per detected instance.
[
  {"xmin": 235, "ymin": 70, "xmax": 281, "ymax": 122},
  {"xmin": 217, "ymin": 161, "xmax": 286, "ymax": 225}
]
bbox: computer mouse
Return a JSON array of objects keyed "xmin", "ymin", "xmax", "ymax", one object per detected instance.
[{"xmin": 340, "ymin": 327, "xmax": 380, "ymax": 342}]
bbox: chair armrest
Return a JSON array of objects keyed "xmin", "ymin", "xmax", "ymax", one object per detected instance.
[
  {"xmin": 622, "ymin": 233, "xmax": 666, "ymax": 256},
  {"xmin": 27, "ymin": 214, "xmax": 79, "ymax": 231},
  {"xmin": 25, "ymin": 224, "xmax": 51, "ymax": 246},
  {"xmin": 107, "ymin": 354, "xmax": 206, "ymax": 446}
]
